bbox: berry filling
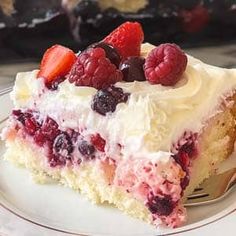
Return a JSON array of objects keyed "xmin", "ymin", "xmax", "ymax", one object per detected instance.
[
  {"xmin": 172, "ymin": 132, "xmax": 198, "ymax": 191},
  {"xmin": 147, "ymin": 194, "xmax": 176, "ymax": 216},
  {"xmin": 53, "ymin": 132, "xmax": 74, "ymax": 159},
  {"xmin": 78, "ymin": 140, "xmax": 95, "ymax": 159},
  {"xmin": 12, "ymin": 109, "xmax": 193, "ymax": 226},
  {"xmin": 91, "ymin": 133, "xmax": 106, "ymax": 152},
  {"xmin": 12, "ymin": 110, "xmax": 105, "ymax": 167}
]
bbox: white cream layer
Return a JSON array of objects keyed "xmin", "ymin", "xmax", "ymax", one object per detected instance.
[{"xmin": 11, "ymin": 43, "xmax": 236, "ymax": 160}]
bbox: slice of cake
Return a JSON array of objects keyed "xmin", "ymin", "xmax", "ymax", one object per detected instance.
[{"xmin": 1, "ymin": 22, "xmax": 236, "ymax": 228}]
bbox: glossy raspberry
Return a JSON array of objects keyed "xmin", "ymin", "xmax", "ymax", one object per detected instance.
[
  {"xmin": 103, "ymin": 21, "xmax": 144, "ymax": 59},
  {"xmin": 89, "ymin": 42, "xmax": 121, "ymax": 68},
  {"xmin": 53, "ymin": 132, "xmax": 74, "ymax": 159},
  {"xmin": 91, "ymin": 133, "xmax": 106, "ymax": 152},
  {"xmin": 78, "ymin": 140, "xmax": 95, "ymax": 158},
  {"xmin": 147, "ymin": 195, "xmax": 175, "ymax": 216},
  {"xmin": 180, "ymin": 5, "xmax": 209, "ymax": 33},
  {"xmin": 119, "ymin": 56, "xmax": 146, "ymax": 82},
  {"xmin": 91, "ymin": 86, "xmax": 129, "ymax": 115},
  {"xmin": 68, "ymin": 47, "xmax": 123, "ymax": 89},
  {"xmin": 144, "ymin": 43, "xmax": 187, "ymax": 86}
]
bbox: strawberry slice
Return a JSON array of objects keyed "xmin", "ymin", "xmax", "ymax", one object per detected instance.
[
  {"xmin": 103, "ymin": 21, "xmax": 144, "ymax": 59},
  {"xmin": 37, "ymin": 45, "xmax": 77, "ymax": 83}
]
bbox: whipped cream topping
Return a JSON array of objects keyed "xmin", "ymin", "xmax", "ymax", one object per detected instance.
[{"xmin": 12, "ymin": 43, "xmax": 236, "ymax": 161}]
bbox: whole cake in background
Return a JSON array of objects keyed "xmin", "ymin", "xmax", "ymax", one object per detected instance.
[
  {"xmin": 63, "ymin": 0, "xmax": 236, "ymax": 47},
  {"xmin": 1, "ymin": 22, "xmax": 236, "ymax": 228},
  {"xmin": 0, "ymin": 0, "xmax": 236, "ymax": 60}
]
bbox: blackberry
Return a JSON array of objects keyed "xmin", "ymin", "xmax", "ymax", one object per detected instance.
[
  {"xmin": 119, "ymin": 56, "xmax": 146, "ymax": 82},
  {"xmin": 78, "ymin": 140, "xmax": 95, "ymax": 158},
  {"xmin": 53, "ymin": 132, "xmax": 74, "ymax": 159},
  {"xmin": 147, "ymin": 195, "xmax": 175, "ymax": 216},
  {"xmin": 91, "ymin": 86, "xmax": 129, "ymax": 115}
]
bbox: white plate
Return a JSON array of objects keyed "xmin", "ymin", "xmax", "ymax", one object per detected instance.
[{"xmin": 0, "ymin": 91, "xmax": 235, "ymax": 236}]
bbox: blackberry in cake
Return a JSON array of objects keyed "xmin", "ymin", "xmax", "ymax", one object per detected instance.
[{"xmin": 1, "ymin": 22, "xmax": 236, "ymax": 228}]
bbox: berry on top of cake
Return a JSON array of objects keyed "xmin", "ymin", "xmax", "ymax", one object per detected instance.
[{"xmin": 2, "ymin": 21, "xmax": 236, "ymax": 229}]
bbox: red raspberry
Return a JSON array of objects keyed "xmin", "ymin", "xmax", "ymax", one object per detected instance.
[
  {"xmin": 144, "ymin": 44, "xmax": 187, "ymax": 86},
  {"xmin": 91, "ymin": 133, "xmax": 106, "ymax": 152},
  {"xmin": 103, "ymin": 21, "xmax": 144, "ymax": 59},
  {"xmin": 68, "ymin": 48, "xmax": 123, "ymax": 89},
  {"xmin": 180, "ymin": 5, "xmax": 209, "ymax": 33}
]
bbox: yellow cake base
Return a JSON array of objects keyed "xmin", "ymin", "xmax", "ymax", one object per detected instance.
[{"xmin": 4, "ymin": 136, "xmax": 152, "ymax": 224}]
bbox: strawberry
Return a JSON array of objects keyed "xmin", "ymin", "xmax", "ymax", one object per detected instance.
[
  {"xmin": 103, "ymin": 21, "xmax": 144, "ymax": 59},
  {"xmin": 37, "ymin": 45, "xmax": 77, "ymax": 83}
]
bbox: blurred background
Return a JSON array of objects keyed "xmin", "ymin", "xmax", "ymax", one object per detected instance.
[{"xmin": 0, "ymin": 0, "xmax": 235, "ymax": 87}]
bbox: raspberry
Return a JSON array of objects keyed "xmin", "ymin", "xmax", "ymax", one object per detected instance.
[
  {"xmin": 89, "ymin": 42, "xmax": 121, "ymax": 68},
  {"xmin": 68, "ymin": 47, "xmax": 123, "ymax": 89},
  {"xmin": 91, "ymin": 133, "xmax": 106, "ymax": 152},
  {"xmin": 34, "ymin": 117, "xmax": 60, "ymax": 146},
  {"xmin": 24, "ymin": 117, "xmax": 39, "ymax": 136},
  {"xmin": 180, "ymin": 5, "xmax": 209, "ymax": 33},
  {"xmin": 103, "ymin": 21, "xmax": 144, "ymax": 59},
  {"xmin": 144, "ymin": 44, "xmax": 187, "ymax": 86}
]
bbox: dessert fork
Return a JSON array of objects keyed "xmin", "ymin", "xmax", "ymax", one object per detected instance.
[
  {"xmin": 0, "ymin": 87, "xmax": 12, "ymax": 96},
  {"xmin": 185, "ymin": 168, "xmax": 236, "ymax": 206}
]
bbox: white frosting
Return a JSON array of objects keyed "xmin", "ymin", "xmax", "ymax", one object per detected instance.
[{"xmin": 11, "ymin": 43, "xmax": 236, "ymax": 160}]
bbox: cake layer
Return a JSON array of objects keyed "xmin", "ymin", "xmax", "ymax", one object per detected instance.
[{"xmin": 3, "ymin": 128, "xmax": 186, "ymax": 228}]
